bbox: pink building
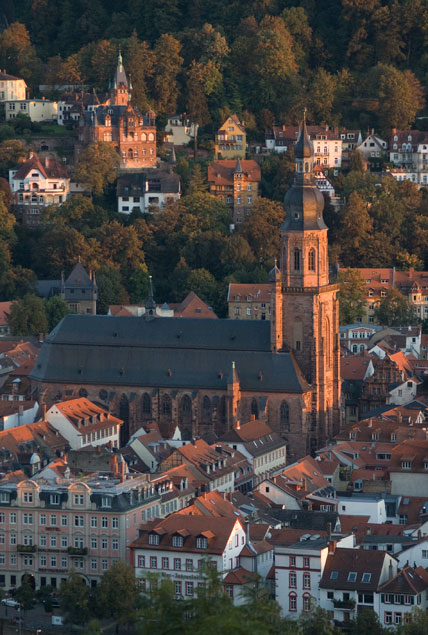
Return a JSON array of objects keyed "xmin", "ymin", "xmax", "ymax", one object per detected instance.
[{"xmin": 0, "ymin": 471, "xmax": 163, "ymax": 590}]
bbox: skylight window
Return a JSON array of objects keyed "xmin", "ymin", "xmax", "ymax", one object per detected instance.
[
  {"xmin": 361, "ymin": 573, "xmax": 372, "ymax": 583},
  {"xmin": 330, "ymin": 571, "xmax": 338, "ymax": 580},
  {"xmin": 348, "ymin": 572, "xmax": 357, "ymax": 582}
]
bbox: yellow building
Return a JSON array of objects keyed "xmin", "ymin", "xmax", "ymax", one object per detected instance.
[
  {"xmin": 0, "ymin": 71, "xmax": 27, "ymax": 101},
  {"xmin": 214, "ymin": 114, "xmax": 246, "ymax": 159},
  {"xmin": 207, "ymin": 159, "xmax": 261, "ymax": 226},
  {"xmin": 5, "ymin": 99, "xmax": 58, "ymax": 122}
]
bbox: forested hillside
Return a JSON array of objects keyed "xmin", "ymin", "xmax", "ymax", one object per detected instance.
[{"xmin": 2, "ymin": 0, "xmax": 428, "ymax": 134}]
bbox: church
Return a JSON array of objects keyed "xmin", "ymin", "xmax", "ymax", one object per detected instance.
[
  {"xmin": 77, "ymin": 52, "xmax": 157, "ymax": 169},
  {"xmin": 31, "ymin": 117, "xmax": 341, "ymax": 460}
]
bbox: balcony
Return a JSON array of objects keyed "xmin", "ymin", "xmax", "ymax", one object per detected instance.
[
  {"xmin": 333, "ymin": 598, "xmax": 356, "ymax": 609},
  {"xmin": 67, "ymin": 547, "xmax": 88, "ymax": 556},
  {"xmin": 17, "ymin": 545, "xmax": 37, "ymax": 553}
]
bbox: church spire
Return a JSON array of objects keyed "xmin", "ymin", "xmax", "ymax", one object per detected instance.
[{"xmin": 144, "ymin": 275, "xmax": 156, "ymax": 318}]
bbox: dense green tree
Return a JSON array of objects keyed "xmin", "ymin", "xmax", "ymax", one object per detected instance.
[
  {"xmin": 59, "ymin": 570, "xmax": 91, "ymax": 626},
  {"xmin": 335, "ymin": 192, "xmax": 373, "ymax": 267},
  {"xmin": 125, "ymin": 32, "xmax": 155, "ymax": 113},
  {"xmin": 34, "ymin": 227, "xmax": 92, "ymax": 278},
  {"xmin": 337, "ymin": 269, "xmax": 367, "ymax": 325},
  {"xmin": 152, "ymin": 34, "xmax": 183, "ymax": 116},
  {"xmin": 15, "ymin": 575, "xmax": 35, "ymax": 610},
  {"xmin": 374, "ymin": 287, "xmax": 416, "ymax": 327},
  {"xmin": 0, "ymin": 139, "xmax": 27, "ymax": 179},
  {"xmin": 95, "ymin": 266, "xmax": 129, "ymax": 314},
  {"xmin": 8, "ymin": 294, "xmax": 48, "ymax": 336},
  {"xmin": 0, "ymin": 22, "xmax": 41, "ymax": 85},
  {"xmin": 74, "ymin": 142, "xmax": 120, "ymax": 196},
  {"xmin": 95, "ymin": 561, "xmax": 140, "ymax": 630},
  {"xmin": 45, "ymin": 296, "xmax": 70, "ymax": 331},
  {"xmin": 348, "ymin": 608, "xmax": 386, "ymax": 634},
  {"xmin": 238, "ymin": 198, "xmax": 284, "ymax": 267}
]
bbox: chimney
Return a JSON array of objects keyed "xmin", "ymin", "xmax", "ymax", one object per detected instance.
[
  {"xmin": 388, "ymin": 560, "xmax": 393, "ymax": 580},
  {"xmin": 215, "ymin": 444, "xmax": 222, "ymax": 454},
  {"xmin": 110, "ymin": 454, "xmax": 119, "ymax": 478},
  {"xmin": 236, "ymin": 420, "xmax": 240, "ymax": 430},
  {"xmin": 43, "ymin": 404, "xmax": 47, "ymax": 419},
  {"xmin": 251, "ymin": 414, "xmax": 256, "ymax": 421},
  {"xmin": 119, "ymin": 455, "xmax": 125, "ymax": 483},
  {"xmin": 328, "ymin": 540, "xmax": 336, "ymax": 555},
  {"xmin": 327, "ymin": 522, "xmax": 332, "ymax": 542},
  {"xmin": 366, "ymin": 526, "xmax": 371, "ymax": 535},
  {"xmin": 392, "ymin": 128, "xmax": 397, "ymax": 135}
]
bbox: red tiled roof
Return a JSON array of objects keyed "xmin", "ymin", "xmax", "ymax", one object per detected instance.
[
  {"xmin": 50, "ymin": 398, "xmax": 122, "ymax": 432},
  {"xmin": 208, "ymin": 160, "xmax": 260, "ymax": 186},
  {"xmin": 227, "ymin": 283, "xmax": 270, "ymax": 303},
  {"xmin": 129, "ymin": 514, "xmax": 241, "ymax": 554},
  {"xmin": 341, "ymin": 357, "xmax": 372, "ymax": 380}
]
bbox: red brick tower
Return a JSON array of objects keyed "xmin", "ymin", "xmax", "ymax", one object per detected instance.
[{"xmin": 271, "ymin": 113, "xmax": 341, "ymax": 452}]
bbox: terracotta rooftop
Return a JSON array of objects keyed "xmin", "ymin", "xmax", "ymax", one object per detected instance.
[
  {"xmin": 48, "ymin": 398, "xmax": 122, "ymax": 433},
  {"xmin": 129, "ymin": 514, "xmax": 242, "ymax": 555},
  {"xmin": 378, "ymin": 565, "xmax": 428, "ymax": 595},
  {"xmin": 227, "ymin": 283, "xmax": 270, "ymax": 304},
  {"xmin": 208, "ymin": 160, "xmax": 261, "ymax": 186},
  {"xmin": 341, "ymin": 357, "xmax": 372, "ymax": 381}
]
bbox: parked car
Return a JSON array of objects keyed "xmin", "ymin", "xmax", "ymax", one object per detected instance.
[{"xmin": 1, "ymin": 598, "xmax": 21, "ymax": 608}]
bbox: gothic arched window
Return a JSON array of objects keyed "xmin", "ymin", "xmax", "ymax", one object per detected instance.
[
  {"xmin": 294, "ymin": 249, "xmax": 300, "ymax": 271},
  {"xmin": 161, "ymin": 394, "xmax": 172, "ymax": 420},
  {"xmin": 308, "ymin": 248, "xmax": 316, "ymax": 271},
  {"xmin": 202, "ymin": 396, "xmax": 211, "ymax": 424},
  {"xmin": 142, "ymin": 393, "xmax": 151, "ymax": 415},
  {"xmin": 251, "ymin": 398, "xmax": 259, "ymax": 419},
  {"xmin": 280, "ymin": 401, "xmax": 290, "ymax": 433}
]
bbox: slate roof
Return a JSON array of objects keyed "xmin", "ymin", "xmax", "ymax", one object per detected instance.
[
  {"xmin": 30, "ymin": 315, "xmax": 310, "ymax": 394},
  {"xmin": 320, "ymin": 547, "xmax": 393, "ymax": 591}
]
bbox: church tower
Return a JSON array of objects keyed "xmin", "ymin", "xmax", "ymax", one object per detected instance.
[{"xmin": 272, "ymin": 113, "xmax": 341, "ymax": 453}]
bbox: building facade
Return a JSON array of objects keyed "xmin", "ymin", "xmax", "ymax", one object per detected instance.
[
  {"xmin": 31, "ymin": 116, "xmax": 341, "ymax": 461},
  {"xmin": 0, "ymin": 71, "xmax": 27, "ymax": 101},
  {"xmin": 117, "ymin": 170, "xmax": 181, "ymax": 214},
  {"xmin": 214, "ymin": 115, "xmax": 246, "ymax": 159},
  {"xmin": 77, "ymin": 52, "xmax": 156, "ymax": 169},
  {"xmin": 0, "ymin": 474, "xmax": 162, "ymax": 590},
  {"xmin": 9, "ymin": 153, "xmax": 70, "ymax": 226},
  {"xmin": 208, "ymin": 159, "xmax": 260, "ymax": 226},
  {"xmin": 266, "ymin": 125, "xmax": 342, "ymax": 171},
  {"xmin": 5, "ymin": 99, "xmax": 57, "ymax": 122},
  {"xmin": 227, "ymin": 283, "xmax": 271, "ymax": 320}
]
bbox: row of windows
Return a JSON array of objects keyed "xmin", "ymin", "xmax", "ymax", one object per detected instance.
[
  {"xmin": 289, "ymin": 572, "xmax": 311, "ymax": 589},
  {"xmin": 138, "ymin": 556, "xmax": 209, "ymax": 571},
  {"xmin": 0, "ymin": 512, "xmax": 118, "ymax": 527}
]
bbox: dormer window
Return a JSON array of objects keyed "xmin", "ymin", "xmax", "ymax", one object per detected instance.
[
  {"xmin": 0, "ymin": 492, "xmax": 9, "ymax": 503},
  {"xmin": 149, "ymin": 533, "xmax": 160, "ymax": 545},
  {"xmin": 101, "ymin": 496, "xmax": 112, "ymax": 508},
  {"xmin": 401, "ymin": 460, "xmax": 412, "ymax": 470},
  {"xmin": 23, "ymin": 492, "xmax": 33, "ymax": 503},
  {"xmin": 172, "ymin": 535, "xmax": 183, "ymax": 547},
  {"xmin": 50, "ymin": 494, "xmax": 60, "ymax": 505},
  {"xmin": 196, "ymin": 537, "xmax": 208, "ymax": 549}
]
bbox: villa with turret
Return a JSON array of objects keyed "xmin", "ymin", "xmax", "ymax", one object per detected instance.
[{"xmin": 77, "ymin": 52, "xmax": 157, "ymax": 169}]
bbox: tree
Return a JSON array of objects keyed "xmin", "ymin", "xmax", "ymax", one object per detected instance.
[
  {"xmin": 369, "ymin": 64, "xmax": 425, "ymax": 132},
  {"xmin": 74, "ymin": 142, "xmax": 120, "ymax": 196},
  {"xmin": 0, "ymin": 22, "xmax": 42, "ymax": 85},
  {"xmin": 59, "ymin": 570, "xmax": 91, "ymax": 626},
  {"xmin": 125, "ymin": 31, "xmax": 155, "ymax": 113},
  {"xmin": 0, "ymin": 139, "xmax": 27, "ymax": 179},
  {"xmin": 96, "ymin": 266, "xmax": 129, "ymax": 314},
  {"xmin": 335, "ymin": 192, "xmax": 373, "ymax": 267},
  {"xmin": 348, "ymin": 608, "xmax": 386, "ymax": 635},
  {"xmin": 95, "ymin": 561, "xmax": 140, "ymax": 630},
  {"xmin": 15, "ymin": 575, "xmax": 35, "ymax": 610},
  {"xmin": 188, "ymin": 163, "xmax": 208, "ymax": 195},
  {"xmin": 186, "ymin": 60, "xmax": 211, "ymax": 126},
  {"xmin": 238, "ymin": 198, "xmax": 285, "ymax": 267},
  {"xmin": 374, "ymin": 287, "xmax": 416, "ymax": 327},
  {"xmin": 8, "ymin": 294, "xmax": 48, "ymax": 335},
  {"xmin": 96, "ymin": 221, "xmax": 146, "ymax": 275},
  {"xmin": 34, "ymin": 227, "xmax": 92, "ymax": 278},
  {"xmin": 337, "ymin": 269, "xmax": 366, "ymax": 325},
  {"xmin": 152, "ymin": 34, "xmax": 183, "ymax": 116},
  {"xmin": 297, "ymin": 605, "xmax": 340, "ymax": 635},
  {"xmin": 399, "ymin": 607, "xmax": 428, "ymax": 634},
  {"xmin": 45, "ymin": 296, "xmax": 70, "ymax": 331}
]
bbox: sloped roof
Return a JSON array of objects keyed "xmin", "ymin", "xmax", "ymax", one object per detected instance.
[
  {"xmin": 227, "ymin": 283, "xmax": 271, "ymax": 303},
  {"xmin": 320, "ymin": 547, "xmax": 392, "ymax": 590},
  {"xmin": 341, "ymin": 357, "xmax": 372, "ymax": 381},
  {"xmin": 49, "ymin": 397, "xmax": 122, "ymax": 433},
  {"xmin": 65, "ymin": 262, "xmax": 95, "ymax": 288},
  {"xmin": 13, "ymin": 154, "xmax": 68, "ymax": 180},
  {"xmin": 30, "ymin": 315, "xmax": 310, "ymax": 394},
  {"xmin": 378, "ymin": 565, "xmax": 428, "ymax": 595},
  {"xmin": 129, "ymin": 514, "xmax": 240, "ymax": 554},
  {"xmin": 208, "ymin": 160, "xmax": 261, "ymax": 186}
]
